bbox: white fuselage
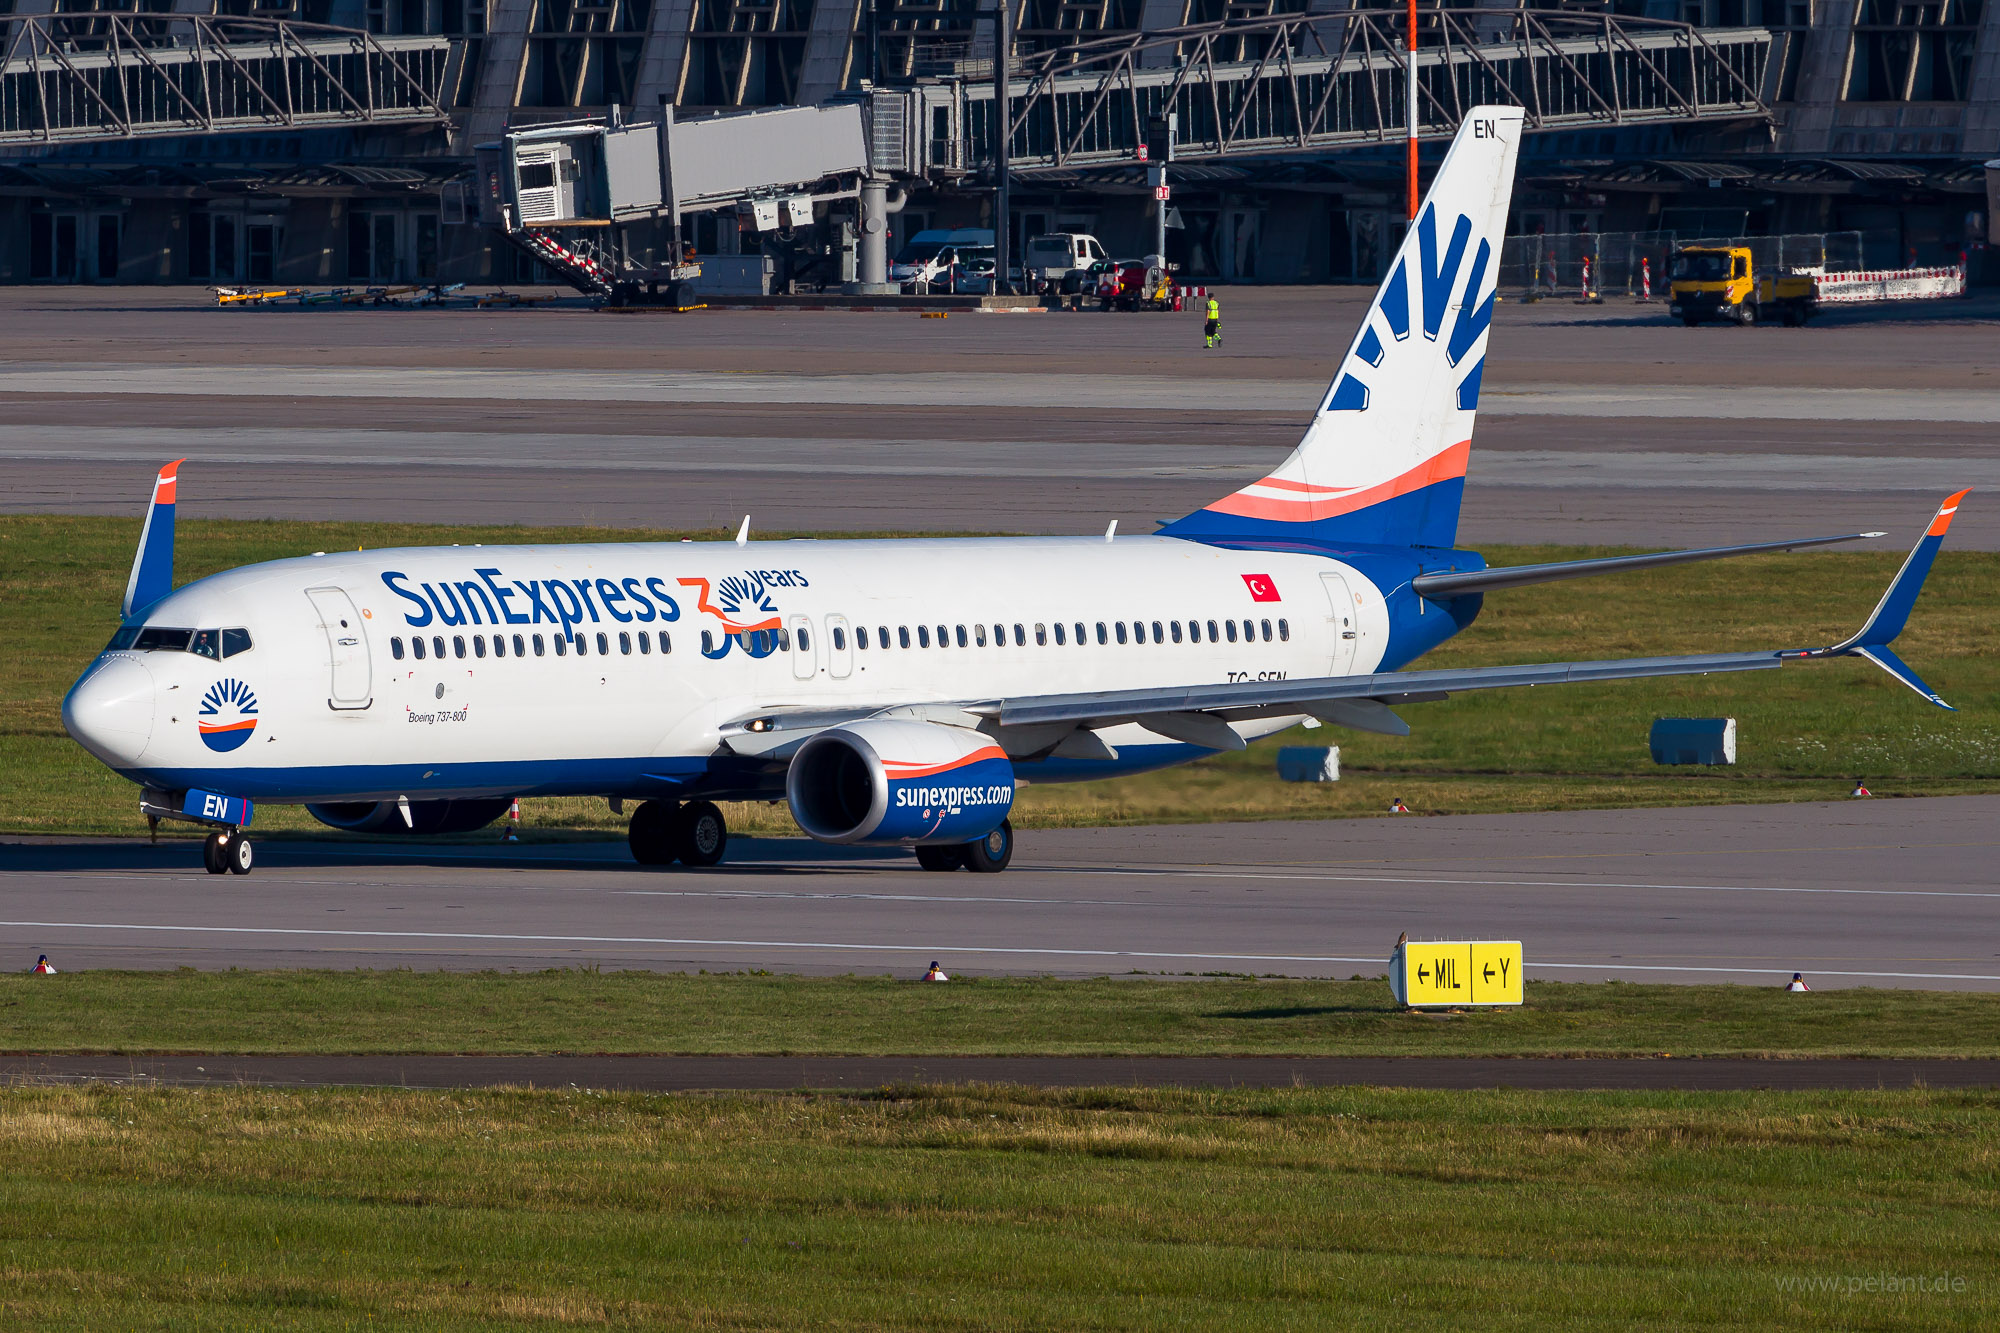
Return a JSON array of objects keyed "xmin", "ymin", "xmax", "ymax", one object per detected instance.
[{"xmin": 70, "ymin": 535, "xmax": 1390, "ymax": 804}]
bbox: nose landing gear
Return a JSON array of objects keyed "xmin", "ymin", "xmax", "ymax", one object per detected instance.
[{"xmin": 202, "ymin": 829, "xmax": 253, "ymax": 875}]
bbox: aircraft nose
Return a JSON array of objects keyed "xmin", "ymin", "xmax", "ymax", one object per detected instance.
[{"xmin": 63, "ymin": 656, "xmax": 156, "ymax": 769}]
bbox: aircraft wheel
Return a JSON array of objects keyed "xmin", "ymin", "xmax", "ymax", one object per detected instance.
[
  {"xmin": 915, "ymin": 845, "xmax": 965, "ymax": 872},
  {"xmin": 226, "ymin": 834, "xmax": 254, "ymax": 876},
  {"xmin": 203, "ymin": 831, "xmax": 229, "ymax": 875},
  {"xmin": 674, "ymin": 801, "xmax": 728, "ymax": 868},
  {"xmin": 627, "ymin": 800, "xmax": 679, "ymax": 866},
  {"xmin": 960, "ymin": 820, "xmax": 1014, "ymax": 875}
]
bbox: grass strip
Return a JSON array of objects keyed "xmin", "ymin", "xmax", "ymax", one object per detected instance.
[
  {"xmin": 5, "ymin": 972, "xmax": 2000, "ymax": 1058},
  {"xmin": 3, "ymin": 1082, "xmax": 1997, "ymax": 1330},
  {"xmin": 7, "ymin": 514, "xmax": 1998, "ymax": 838}
]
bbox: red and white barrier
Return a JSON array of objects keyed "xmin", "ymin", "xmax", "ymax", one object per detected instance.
[
  {"xmin": 1814, "ymin": 264, "xmax": 1965, "ymax": 304},
  {"xmin": 1637, "ymin": 256, "xmax": 1653, "ymax": 302}
]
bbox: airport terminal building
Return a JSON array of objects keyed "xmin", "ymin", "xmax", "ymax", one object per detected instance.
[{"xmin": 2, "ymin": 0, "xmax": 1997, "ymax": 287}]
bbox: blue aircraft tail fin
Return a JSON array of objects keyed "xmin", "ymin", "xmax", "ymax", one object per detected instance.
[{"xmin": 1160, "ymin": 108, "xmax": 1523, "ymax": 550}]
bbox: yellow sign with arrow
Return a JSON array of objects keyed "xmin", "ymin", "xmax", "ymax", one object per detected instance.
[{"xmin": 1389, "ymin": 939, "xmax": 1524, "ymax": 1007}]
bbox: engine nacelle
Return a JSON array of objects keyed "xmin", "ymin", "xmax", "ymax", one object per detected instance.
[
  {"xmin": 786, "ymin": 719, "xmax": 1015, "ymax": 846},
  {"xmin": 305, "ymin": 798, "xmax": 513, "ymax": 836}
]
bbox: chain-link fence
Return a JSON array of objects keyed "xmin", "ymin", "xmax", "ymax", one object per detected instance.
[{"xmin": 1499, "ymin": 231, "xmax": 1867, "ymax": 301}]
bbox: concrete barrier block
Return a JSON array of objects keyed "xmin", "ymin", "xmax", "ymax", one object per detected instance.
[
  {"xmin": 1649, "ymin": 717, "xmax": 1737, "ymax": 766},
  {"xmin": 1276, "ymin": 746, "xmax": 1340, "ymax": 782}
]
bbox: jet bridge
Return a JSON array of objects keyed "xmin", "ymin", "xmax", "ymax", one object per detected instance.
[{"xmin": 484, "ymin": 102, "xmax": 874, "ymax": 301}]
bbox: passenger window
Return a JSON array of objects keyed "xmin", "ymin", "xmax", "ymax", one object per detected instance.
[
  {"xmin": 391, "ymin": 637, "xmax": 405, "ymax": 660},
  {"xmin": 1075, "ymin": 623, "xmax": 1086, "ymax": 645},
  {"xmin": 453, "ymin": 635, "xmax": 466, "ymax": 659},
  {"xmin": 880, "ymin": 626, "xmax": 892, "ymax": 648},
  {"xmin": 515, "ymin": 634, "xmax": 528, "ymax": 657},
  {"xmin": 899, "ymin": 626, "xmax": 910, "ymax": 649},
  {"xmin": 1152, "ymin": 620, "xmax": 1164, "ymax": 644},
  {"xmin": 993, "ymin": 624, "xmax": 1005, "ymax": 645},
  {"xmin": 936, "ymin": 625, "xmax": 948, "ymax": 647},
  {"xmin": 658, "ymin": 630, "xmax": 671, "ymax": 654},
  {"xmin": 833, "ymin": 626, "xmax": 846, "ymax": 651},
  {"xmin": 1170, "ymin": 621, "xmax": 1183, "ymax": 643},
  {"xmin": 1053, "ymin": 623, "xmax": 1066, "ymax": 646},
  {"xmin": 556, "ymin": 634, "xmax": 569, "ymax": 657},
  {"xmin": 1207, "ymin": 619, "xmax": 1219, "ymax": 643},
  {"xmin": 221, "ymin": 627, "xmax": 253, "ymax": 658},
  {"xmin": 800, "ymin": 627, "xmax": 811, "ymax": 652},
  {"xmin": 776, "ymin": 628, "xmax": 791, "ymax": 651},
  {"xmin": 1134, "ymin": 622, "xmax": 1147, "ymax": 645},
  {"xmin": 955, "ymin": 625, "xmax": 968, "ymax": 648},
  {"xmin": 533, "ymin": 634, "xmax": 546, "ymax": 656},
  {"xmin": 1013, "ymin": 624, "xmax": 1026, "ymax": 647},
  {"xmin": 1226, "ymin": 620, "xmax": 1238, "ymax": 643},
  {"xmin": 918, "ymin": 626, "xmax": 930, "ymax": 648},
  {"xmin": 619, "ymin": 631, "xmax": 632, "ymax": 655},
  {"xmin": 190, "ymin": 630, "xmax": 220, "ymax": 660},
  {"xmin": 1115, "ymin": 622, "xmax": 1128, "ymax": 644},
  {"xmin": 492, "ymin": 634, "xmax": 506, "ymax": 658},
  {"xmin": 1278, "ymin": 619, "xmax": 1290, "ymax": 642},
  {"xmin": 1261, "ymin": 619, "xmax": 1273, "ymax": 642},
  {"xmin": 432, "ymin": 636, "xmax": 446, "ymax": 659},
  {"xmin": 1035, "ymin": 623, "xmax": 1047, "ymax": 646},
  {"xmin": 975, "ymin": 624, "xmax": 987, "ymax": 647},
  {"xmin": 1242, "ymin": 620, "xmax": 1255, "ymax": 642},
  {"xmin": 473, "ymin": 635, "xmax": 487, "ymax": 659},
  {"xmin": 575, "ymin": 634, "xmax": 588, "ymax": 657},
  {"xmin": 703, "ymin": 630, "xmax": 715, "ymax": 654},
  {"xmin": 638, "ymin": 632, "xmax": 650, "ymax": 655},
  {"xmin": 412, "ymin": 636, "xmax": 427, "ymax": 660},
  {"xmin": 596, "ymin": 632, "xmax": 610, "ymax": 655},
  {"xmin": 1096, "ymin": 622, "xmax": 1108, "ymax": 645},
  {"xmin": 856, "ymin": 626, "xmax": 869, "ymax": 649}
]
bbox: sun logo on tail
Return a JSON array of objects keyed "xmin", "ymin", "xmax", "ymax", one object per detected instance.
[
  {"xmin": 1323, "ymin": 204, "xmax": 1496, "ymax": 416},
  {"xmin": 197, "ymin": 677, "xmax": 258, "ymax": 753}
]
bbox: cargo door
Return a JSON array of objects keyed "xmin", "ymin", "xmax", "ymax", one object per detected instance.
[
  {"xmin": 305, "ymin": 586, "xmax": 372, "ymax": 710},
  {"xmin": 1319, "ymin": 572, "xmax": 1358, "ymax": 677}
]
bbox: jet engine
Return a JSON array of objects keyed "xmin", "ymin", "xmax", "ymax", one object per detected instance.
[
  {"xmin": 786, "ymin": 719, "xmax": 1015, "ymax": 846},
  {"xmin": 305, "ymin": 798, "xmax": 514, "ymax": 835}
]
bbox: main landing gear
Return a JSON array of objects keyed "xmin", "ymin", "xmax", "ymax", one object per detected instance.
[
  {"xmin": 628, "ymin": 799, "xmax": 729, "ymax": 868},
  {"xmin": 202, "ymin": 828, "xmax": 253, "ymax": 876},
  {"xmin": 914, "ymin": 819, "xmax": 1014, "ymax": 874}
]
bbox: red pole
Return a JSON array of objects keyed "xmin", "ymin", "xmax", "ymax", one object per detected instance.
[{"xmin": 1407, "ymin": 0, "xmax": 1419, "ymax": 221}]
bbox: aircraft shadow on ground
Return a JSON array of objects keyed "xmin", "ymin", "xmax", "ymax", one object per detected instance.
[{"xmin": 0, "ymin": 836, "xmax": 911, "ymax": 875}]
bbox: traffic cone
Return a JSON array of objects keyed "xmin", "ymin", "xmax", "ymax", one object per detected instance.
[
  {"xmin": 31, "ymin": 954, "xmax": 56, "ymax": 974},
  {"xmin": 504, "ymin": 797, "xmax": 521, "ymax": 841},
  {"xmin": 1389, "ymin": 798, "xmax": 1411, "ymax": 814},
  {"xmin": 1850, "ymin": 779, "xmax": 1871, "ymax": 798},
  {"xmin": 1786, "ymin": 972, "xmax": 1811, "ymax": 992},
  {"xmin": 923, "ymin": 961, "xmax": 950, "ymax": 982}
]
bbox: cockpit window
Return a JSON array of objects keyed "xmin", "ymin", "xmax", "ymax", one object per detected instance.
[
  {"xmin": 105, "ymin": 626, "xmax": 141, "ymax": 652},
  {"xmin": 189, "ymin": 629, "xmax": 220, "ymax": 660},
  {"xmin": 221, "ymin": 628, "xmax": 253, "ymax": 658},
  {"xmin": 133, "ymin": 626, "xmax": 193, "ymax": 653}
]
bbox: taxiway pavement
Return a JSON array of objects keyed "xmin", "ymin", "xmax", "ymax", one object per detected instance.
[{"xmin": 6, "ymin": 796, "xmax": 1997, "ymax": 989}]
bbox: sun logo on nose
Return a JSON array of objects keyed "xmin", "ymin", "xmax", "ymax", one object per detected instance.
[{"xmin": 197, "ymin": 677, "xmax": 259, "ymax": 753}]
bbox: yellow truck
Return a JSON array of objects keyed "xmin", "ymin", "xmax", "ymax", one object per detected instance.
[{"xmin": 1667, "ymin": 245, "xmax": 1818, "ymax": 327}]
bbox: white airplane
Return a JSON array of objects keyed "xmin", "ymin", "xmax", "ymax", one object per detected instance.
[{"xmin": 64, "ymin": 107, "xmax": 1966, "ymax": 877}]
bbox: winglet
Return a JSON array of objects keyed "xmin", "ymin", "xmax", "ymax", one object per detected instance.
[
  {"xmin": 1819, "ymin": 489, "xmax": 1967, "ymax": 709},
  {"xmin": 120, "ymin": 459, "xmax": 184, "ymax": 620}
]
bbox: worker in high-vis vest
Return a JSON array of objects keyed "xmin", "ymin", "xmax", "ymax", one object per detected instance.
[{"xmin": 1204, "ymin": 295, "xmax": 1221, "ymax": 348}]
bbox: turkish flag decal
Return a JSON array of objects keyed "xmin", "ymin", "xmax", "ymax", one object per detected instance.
[{"xmin": 1241, "ymin": 573, "xmax": 1281, "ymax": 603}]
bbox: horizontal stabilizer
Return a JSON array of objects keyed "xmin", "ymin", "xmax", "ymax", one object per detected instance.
[{"xmin": 1412, "ymin": 530, "xmax": 1885, "ymax": 599}]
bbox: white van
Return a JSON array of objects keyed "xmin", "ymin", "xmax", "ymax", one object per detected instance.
[
  {"xmin": 890, "ymin": 228, "xmax": 995, "ymax": 292},
  {"xmin": 1024, "ymin": 233, "xmax": 1109, "ymax": 293}
]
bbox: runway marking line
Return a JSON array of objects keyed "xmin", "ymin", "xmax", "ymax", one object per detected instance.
[{"xmin": 5, "ymin": 921, "xmax": 2000, "ymax": 983}]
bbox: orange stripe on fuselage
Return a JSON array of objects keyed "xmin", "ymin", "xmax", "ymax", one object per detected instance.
[
  {"xmin": 1927, "ymin": 487, "xmax": 1972, "ymax": 537},
  {"xmin": 196, "ymin": 718, "xmax": 257, "ymax": 734},
  {"xmin": 1202, "ymin": 441, "xmax": 1472, "ymax": 523}
]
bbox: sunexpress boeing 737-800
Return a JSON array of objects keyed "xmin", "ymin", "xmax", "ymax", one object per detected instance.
[{"xmin": 63, "ymin": 107, "xmax": 1968, "ymax": 877}]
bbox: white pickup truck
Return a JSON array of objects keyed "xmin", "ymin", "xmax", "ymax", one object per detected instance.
[{"xmin": 1024, "ymin": 233, "xmax": 1110, "ymax": 293}]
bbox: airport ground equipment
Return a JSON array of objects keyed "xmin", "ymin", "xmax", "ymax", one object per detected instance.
[
  {"xmin": 1650, "ymin": 718, "xmax": 1737, "ymax": 766},
  {"xmin": 1669, "ymin": 245, "xmax": 1817, "ymax": 326},
  {"xmin": 484, "ymin": 103, "xmax": 872, "ymax": 303},
  {"xmin": 0, "ymin": 13, "xmax": 452, "ymax": 144}
]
